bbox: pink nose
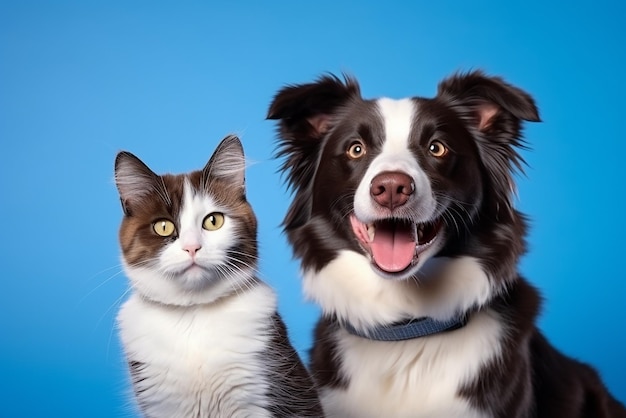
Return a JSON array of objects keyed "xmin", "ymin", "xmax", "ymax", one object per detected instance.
[
  {"xmin": 183, "ymin": 244, "xmax": 202, "ymax": 257},
  {"xmin": 370, "ymin": 171, "xmax": 414, "ymax": 210}
]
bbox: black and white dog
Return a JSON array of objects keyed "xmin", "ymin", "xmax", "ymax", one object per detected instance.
[{"xmin": 267, "ymin": 71, "xmax": 626, "ymax": 417}]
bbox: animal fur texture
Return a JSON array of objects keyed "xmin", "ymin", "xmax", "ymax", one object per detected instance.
[
  {"xmin": 114, "ymin": 135, "xmax": 323, "ymax": 418},
  {"xmin": 267, "ymin": 72, "xmax": 626, "ymax": 418}
]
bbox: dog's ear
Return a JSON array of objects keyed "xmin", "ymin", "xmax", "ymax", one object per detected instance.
[
  {"xmin": 437, "ymin": 70, "xmax": 540, "ymax": 133},
  {"xmin": 267, "ymin": 74, "xmax": 360, "ymax": 229},
  {"xmin": 437, "ymin": 71, "xmax": 541, "ymax": 214},
  {"xmin": 267, "ymin": 74, "xmax": 360, "ymax": 141}
]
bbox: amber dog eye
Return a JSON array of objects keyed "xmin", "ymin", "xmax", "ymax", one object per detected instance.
[
  {"xmin": 347, "ymin": 141, "xmax": 366, "ymax": 159},
  {"xmin": 428, "ymin": 141, "xmax": 448, "ymax": 158}
]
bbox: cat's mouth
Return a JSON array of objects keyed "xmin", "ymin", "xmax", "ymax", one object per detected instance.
[
  {"xmin": 349, "ymin": 214, "xmax": 442, "ymax": 277},
  {"xmin": 182, "ymin": 263, "xmax": 206, "ymax": 273},
  {"xmin": 172, "ymin": 261, "xmax": 214, "ymax": 284}
]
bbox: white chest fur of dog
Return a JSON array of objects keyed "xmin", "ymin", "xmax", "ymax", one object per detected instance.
[
  {"xmin": 117, "ymin": 284, "xmax": 276, "ymax": 418},
  {"xmin": 323, "ymin": 317, "xmax": 503, "ymax": 418},
  {"xmin": 304, "ymin": 252, "xmax": 504, "ymax": 418}
]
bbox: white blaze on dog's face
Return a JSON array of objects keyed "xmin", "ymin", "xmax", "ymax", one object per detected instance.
[{"xmin": 352, "ymin": 98, "xmax": 445, "ymax": 279}]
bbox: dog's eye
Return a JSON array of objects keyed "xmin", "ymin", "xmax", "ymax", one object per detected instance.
[
  {"xmin": 428, "ymin": 141, "xmax": 448, "ymax": 158},
  {"xmin": 347, "ymin": 141, "xmax": 366, "ymax": 159}
]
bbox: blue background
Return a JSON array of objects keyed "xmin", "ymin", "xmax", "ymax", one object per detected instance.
[{"xmin": 1, "ymin": 1, "xmax": 624, "ymax": 416}]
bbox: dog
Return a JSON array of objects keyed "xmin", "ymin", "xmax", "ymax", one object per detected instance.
[{"xmin": 267, "ymin": 71, "xmax": 626, "ymax": 417}]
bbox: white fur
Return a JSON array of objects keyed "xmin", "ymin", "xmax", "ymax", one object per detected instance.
[
  {"xmin": 303, "ymin": 251, "xmax": 495, "ymax": 330},
  {"xmin": 353, "ymin": 99, "xmax": 444, "ymax": 276},
  {"xmin": 119, "ymin": 180, "xmax": 275, "ymax": 417},
  {"xmin": 303, "ymin": 251, "xmax": 502, "ymax": 417},
  {"xmin": 322, "ymin": 311, "xmax": 503, "ymax": 418},
  {"xmin": 354, "ymin": 99, "xmax": 434, "ymax": 222},
  {"xmin": 118, "ymin": 283, "xmax": 277, "ymax": 418},
  {"xmin": 124, "ymin": 180, "xmax": 254, "ymax": 306},
  {"xmin": 353, "ymin": 99, "xmax": 436, "ymax": 218}
]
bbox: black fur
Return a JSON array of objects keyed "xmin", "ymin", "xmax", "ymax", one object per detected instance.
[
  {"xmin": 264, "ymin": 314, "xmax": 325, "ymax": 417},
  {"xmin": 268, "ymin": 71, "xmax": 626, "ymax": 417}
]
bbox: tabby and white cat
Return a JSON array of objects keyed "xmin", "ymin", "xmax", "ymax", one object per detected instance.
[{"xmin": 114, "ymin": 135, "xmax": 323, "ymax": 418}]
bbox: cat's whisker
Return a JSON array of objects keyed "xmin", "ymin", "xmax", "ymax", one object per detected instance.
[
  {"xmin": 223, "ymin": 254, "xmax": 260, "ymax": 273},
  {"xmin": 85, "ymin": 263, "xmax": 126, "ymax": 283},
  {"xmin": 103, "ymin": 287, "xmax": 133, "ymax": 363},
  {"xmin": 219, "ymin": 271, "xmax": 246, "ymax": 290},
  {"xmin": 225, "ymin": 248, "xmax": 260, "ymax": 260},
  {"xmin": 221, "ymin": 264, "xmax": 261, "ymax": 293},
  {"xmin": 158, "ymin": 176, "xmax": 172, "ymax": 207},
  {"xmin": 78, "ymin": 268, "xmax": 126, "ymax": 306},
  {"xmin": 95, "ymin": 285, "xmax": 131, "ymax": 333},
  {"xmin": 213, "ymin": 264, "xmax": 249, "ymax": 297}
]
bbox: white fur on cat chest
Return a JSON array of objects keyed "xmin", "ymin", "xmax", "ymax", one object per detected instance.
[{"xmin": 118, "ymin": 284, "xmax": 277, "ymax": 418}]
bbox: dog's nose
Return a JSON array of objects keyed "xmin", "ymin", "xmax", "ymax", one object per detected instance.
[{"xmin": 370, "ymin": 171, "xmax": 414, "ymax": 210}]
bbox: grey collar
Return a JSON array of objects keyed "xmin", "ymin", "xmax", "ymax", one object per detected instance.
[{"xmin": 344, "ymin": 315, "xmax": 467, "ymax": 341}]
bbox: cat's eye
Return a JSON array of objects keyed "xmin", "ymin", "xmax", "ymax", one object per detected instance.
[
  {"xmin": 346, "ymin": 141, "xmax": 366, "ymax": 160},
  {"xmin": 428, "ymin": 140, "xmax": 448, "ymax": 158},
  {"xmin": 153, "ymin": 219, "xmax": 176, "ymax": 237},
  {"xmin": 203, "ymin": 212, "xmax": 225, "ymax": 231}
]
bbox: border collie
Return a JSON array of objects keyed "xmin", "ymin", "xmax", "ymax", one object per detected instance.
[{"xmin": 267, "ymin": 71, "xmax": 626, "ymax": 417}]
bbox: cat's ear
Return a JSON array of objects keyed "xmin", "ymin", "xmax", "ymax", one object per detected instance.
[
  {"xmin": 114, "ymin": 151, "xmax": 160, "ymax": 216},
  {"xmin": 203, "ymin": 135, "xmax": 246, "ymax": 189}
]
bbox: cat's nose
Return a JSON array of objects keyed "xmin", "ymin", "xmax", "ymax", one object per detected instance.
[{"xmin": 183, "ymin": 244, "xmax": 202, "ymax": 257}]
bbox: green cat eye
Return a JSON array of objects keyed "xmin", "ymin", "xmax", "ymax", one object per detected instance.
[
  {"xmin": 203, "ymin": 212, "xmax": 225, "ymax": 231},
  {"xmin": 153, "ymin": 219, "xmax": 176, "ymax": 237}
]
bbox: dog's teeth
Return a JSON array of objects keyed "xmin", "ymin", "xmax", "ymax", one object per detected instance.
[{"xmin": 367, "ymin": 225, "xmax": 375, "ymax": 242}]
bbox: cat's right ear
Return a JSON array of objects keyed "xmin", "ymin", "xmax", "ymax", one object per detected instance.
[{"xmin": 114, "ymin": 151, "xmax": 159, "ymax": 216}]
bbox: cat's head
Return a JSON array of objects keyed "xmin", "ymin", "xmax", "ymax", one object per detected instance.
[{"xmin": 114, "ymin": 135, "xmax": 258, "ymax": 306}]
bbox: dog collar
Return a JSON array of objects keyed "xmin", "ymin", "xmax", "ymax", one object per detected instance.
[{"xmin": 344, "ymin": 315, "xmax": 467, "ymax": 341}]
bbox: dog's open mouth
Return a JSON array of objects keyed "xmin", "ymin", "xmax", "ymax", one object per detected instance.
[{"xmin": 350, "ymin": 215, "xmax": 441, "ymax": 274}]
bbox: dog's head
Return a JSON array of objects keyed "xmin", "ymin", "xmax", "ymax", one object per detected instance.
[{"xmin": 268, "ymin": 71, "xmax": 539, "ymax": 282}]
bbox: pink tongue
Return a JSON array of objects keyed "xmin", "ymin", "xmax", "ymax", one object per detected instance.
[{"xmin": 370, "ymin": 222, "xmax": 416, "ymax": 272}]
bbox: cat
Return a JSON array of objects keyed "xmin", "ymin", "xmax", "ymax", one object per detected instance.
[{"xmin": 114, "ymin": 135, "xmax": 323, "ymax": 418}]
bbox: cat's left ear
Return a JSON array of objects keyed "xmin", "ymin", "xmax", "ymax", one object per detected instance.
[{"xmin": 203, "ymin": 135, "xmax": 246, "ymax": 189}]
